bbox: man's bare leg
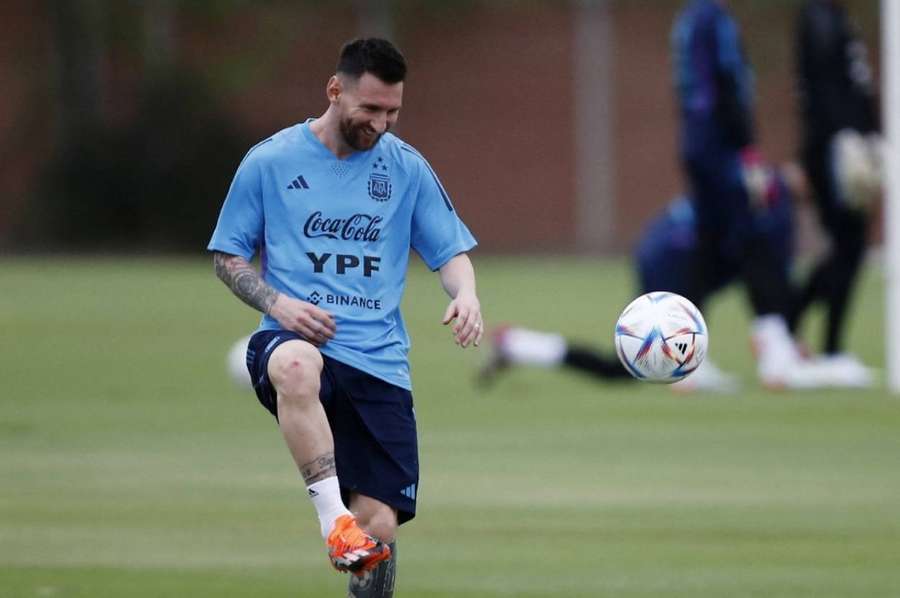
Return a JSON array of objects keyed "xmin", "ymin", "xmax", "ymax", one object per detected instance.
[
  {"xmin": 269, "ymin": 341, "xmax": 336, "ymax": 487},
  {"xmin": 348, "ymin": 494, "xmax": 398, "ymax": 596},
  {"xmin": 268, "ymin": 341, "xmax": 389, "ymax": 573}
]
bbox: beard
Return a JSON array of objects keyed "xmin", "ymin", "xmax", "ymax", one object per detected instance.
[{"xmin": 339, "ymin": 117, "xmax": 383, "ymax": 151}]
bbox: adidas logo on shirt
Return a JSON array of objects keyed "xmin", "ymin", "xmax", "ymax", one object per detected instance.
[{"xmin": 287, "ymin": 175, "xmax": 310, "ymax": 190}]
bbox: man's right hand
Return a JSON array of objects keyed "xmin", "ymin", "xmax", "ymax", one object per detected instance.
[{"xmin": 269, "ymin": 294, "xmax": 337, "ymax": 346}]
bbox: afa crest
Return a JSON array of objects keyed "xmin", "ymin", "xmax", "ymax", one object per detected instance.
[
  {"xmin": 368, "ymin": 172, "xmax": 392, "ymax": 202},
  {"xmin": 368, "ymin": 156, "xmax": 392, "ymax": 202}
]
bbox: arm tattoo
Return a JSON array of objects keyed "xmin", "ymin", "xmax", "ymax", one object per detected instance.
[
  {"xmin": 213, "ymin": 251, "xmax": 279, "ymax": 314},
  {"xmin": 300, "ymin": 454, "xmax": 337, "ymax": 485}
]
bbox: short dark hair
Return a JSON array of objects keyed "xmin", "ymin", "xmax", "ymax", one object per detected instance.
[{"xmin": 337, "ymin": 38, "xmax": 407, "ymax": 84}]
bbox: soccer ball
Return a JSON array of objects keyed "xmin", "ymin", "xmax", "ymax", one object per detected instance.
[
  {"xmin": 226, "ymin": 335, "xmax": 253, "ymax": 389},
  {"xmin": 614, "ymin": 292, "xmax": 708, "ymax": 383}
]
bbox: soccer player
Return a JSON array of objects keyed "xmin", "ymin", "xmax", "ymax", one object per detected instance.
[
  {"xmin": 208, "ymin": 38, "xmax": 482, "ymax": 596},
  {"xmin": 479, "ymin": 163, "xmax": 798, "ymax": 393},
  {"xmin": 789, "ymin": 0, "xmax": 881, "ymax": 387},
  {"xmin": 670, "ymin": 0, "xmax": 824, "ymax": 388}
]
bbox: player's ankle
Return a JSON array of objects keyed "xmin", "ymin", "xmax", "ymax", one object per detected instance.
[{"xmin": 307, "ymin": 477, "xmax": 353, "ymax": 539}]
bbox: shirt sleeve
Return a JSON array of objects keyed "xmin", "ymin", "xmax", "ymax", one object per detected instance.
[
  {"xmin": 207, "ymin": 149, "xmax": 265, "ymax": 260},
  {"xmin": 408, "ymin": 155, "xmax": 477, "ymax": 271}
]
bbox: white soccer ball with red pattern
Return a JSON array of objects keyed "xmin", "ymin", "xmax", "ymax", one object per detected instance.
[{"xmin": 614, "ymin": 292, "xmax": 708, "ymax": 383}]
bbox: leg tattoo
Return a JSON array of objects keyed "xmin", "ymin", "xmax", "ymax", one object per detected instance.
[{"xmin": 299, "ymin": 453, "xmax": 337, "ymax": 486}]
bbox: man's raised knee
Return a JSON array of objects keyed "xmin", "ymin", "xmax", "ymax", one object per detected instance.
[{"xmin": 268, "ymin": 340, "xmax": 323, "ymax": 399}]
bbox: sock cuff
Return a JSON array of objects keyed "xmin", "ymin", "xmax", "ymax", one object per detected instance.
[{"xmin": 306, "ymin": 476, "xmax": 340, "ymax": 495}]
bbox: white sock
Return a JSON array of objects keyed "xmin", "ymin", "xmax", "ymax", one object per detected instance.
[
  {"xmin": 503, "ymin": 327, "xmax": 567, "ymax": 367},
  {"xmin": 307, "ymin": 476, "xmax": 352, "ymax": 539}
]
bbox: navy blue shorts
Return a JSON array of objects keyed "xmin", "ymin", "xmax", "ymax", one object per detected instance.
[{"xmin": 246, "ymin": 330, "xmax": 418, "ymax": 524}]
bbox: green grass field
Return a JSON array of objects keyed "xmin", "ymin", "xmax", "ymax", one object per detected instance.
[{"xmin": 2, "ymin": 256, "xmax": 899, "ymax": 597}]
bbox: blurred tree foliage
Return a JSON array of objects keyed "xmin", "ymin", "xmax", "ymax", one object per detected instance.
[
  {"xmin": 33, "ymin": 0, "xmax": 245, "ymax": 252},
  {"xmin": 38, "ymin": 68, "xmax": 244, "ymax": 251}
]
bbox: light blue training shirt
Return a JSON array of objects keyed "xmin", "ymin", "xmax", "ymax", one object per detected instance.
[{"xmin": 208, "ymin": 120, "xmax": 477, "ymax": 390}]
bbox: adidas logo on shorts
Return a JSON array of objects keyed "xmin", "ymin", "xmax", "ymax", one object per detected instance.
[{"xmin": 400, "ymin": 484, "xmax": 416, "ymax": 500}]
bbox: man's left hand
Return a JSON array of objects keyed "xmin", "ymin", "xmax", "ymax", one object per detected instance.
[{"xmin": 442, "ymin": 291, "xmax": 483, "ymax": 348}]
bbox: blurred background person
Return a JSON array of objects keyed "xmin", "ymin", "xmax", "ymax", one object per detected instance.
[
  {"xmin": 788, "ymin": 0, "xmax": 882, "ymax": 387},
  {"xmin": 479, "ymin": 162, "xmax": 809, "ymax": 393},
  {"xmin": 671, "ymin": 0, "xmax": 826, "ymax": 389}
]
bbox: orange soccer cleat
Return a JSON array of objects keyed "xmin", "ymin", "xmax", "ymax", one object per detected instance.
[{"xmin": 326, "ymin": 514, "xmax": 391, "ymax": 575}]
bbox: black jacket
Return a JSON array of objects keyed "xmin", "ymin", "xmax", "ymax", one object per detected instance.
[{"xmin": 796, "ymin": 0, "xmax": 879, "ymax": 148}]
